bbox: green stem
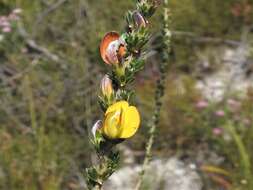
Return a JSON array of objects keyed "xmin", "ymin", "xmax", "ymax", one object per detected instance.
[
  {"xmin": 225, "ymin": 122, "xmax": 253, "ymax": 189},
  {"xmin": 92, "ymin": 184, "xmax": 102, "ymax": 190},
  {"xmin": 24, "ymin": 75, "xmax": 37, "ymax": 133},
  {"xmin": 24, "ymin": 75, "xmax": 43, "ymax": 179},
  {"xmin": 135, "ymin": 1, "xmax": 171, "ymax": 189}
]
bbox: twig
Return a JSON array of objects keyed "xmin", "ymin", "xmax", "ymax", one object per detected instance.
[
  {"xmin": 26, "ymin": 39, "xmax": 60, "ymax": 63},
  {"xmin": 36, "ymin": 0, "xmax": 68, "ymax": 24},
  {"xmin": 171, "ymin": 30, "xmax": 242, "ymax": 47},
  {"xmin": 151, "ymin": 30, "xmax": 243, "ymax": 47},
  {"xmin": 18, "ymin": 23, "xmax": 68, "ymax": 68},
  {"xmin": 40, "ymin": 0, "xmax": 51, "ymax": 7}
]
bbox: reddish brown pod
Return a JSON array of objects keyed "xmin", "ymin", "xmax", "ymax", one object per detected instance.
[{"xmin": 100, "ymin": 32, "xmax": 126, "ymax": 65}]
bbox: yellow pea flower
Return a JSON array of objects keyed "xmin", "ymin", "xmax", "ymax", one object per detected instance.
[{"xmin": 102, "ymin": 101, "xmax": 140, "ymax": 139}]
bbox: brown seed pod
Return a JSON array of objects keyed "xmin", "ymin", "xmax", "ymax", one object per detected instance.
[{"xmin": 100, "ymin": 32, "xmax": 126, "ymax": 65}]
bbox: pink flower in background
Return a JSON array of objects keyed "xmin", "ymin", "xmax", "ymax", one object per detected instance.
[
  {"xmin": 227, "ymin": 98, "xmax": 238, "ymax": 106},
  {"xmin": 213, "ymin": 127, "xmax": 223, "ymax": 136},
  {"xmin": 227, "ymin": 98, "xmax": 241, "ymax": 112},
  {"xmin": 0, "ymin": 8, "xmax": 22, "ymax": 35},
  {"xmin": 196, "ymin": 100, "xmax": 209, "ymax": 109},
  {"xmin": 215, "ymin": 110, "xmax": 225, "ymax": 117},
  {"xmin": 2, "ymin": 27, "xmax": 11, "ymax": 33},
  {"xmin": 0, "ymin": 21, "xmax": 10, "ymax": 27},
  {"xmin": 0, "ymin": 16, "xmax": 7, "ymax": 22},
  {"xmin": 8, "ymin": 13, "xmax": 19, "ymax": 21}
]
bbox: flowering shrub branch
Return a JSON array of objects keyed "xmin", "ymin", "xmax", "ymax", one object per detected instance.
[{"xmin": 85, "ymin": 0, "xmax": 159, "ymax": 189}]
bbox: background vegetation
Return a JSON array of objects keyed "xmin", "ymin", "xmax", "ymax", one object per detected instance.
[{"xmin": 0, "ymin": 0, "xmax": 253, "ymax": 189}]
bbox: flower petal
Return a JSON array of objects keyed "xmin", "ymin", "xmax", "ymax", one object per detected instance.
[
  {"xmin": 105, "ymin": 40, "xmax": 120, "ymax": 64},
  {"xmin": 103, "ymin": 111, "xmax": 121, "ymax": 139},
  {"xmin": 105, "ymin": 101, "xmax": 129, "ymax": 115},
  {"xmin": 119, "ymin": 106, "xmax": 140, "ymax": 138}
]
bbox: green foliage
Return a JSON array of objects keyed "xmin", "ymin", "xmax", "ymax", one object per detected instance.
[
  {"xmin": 86, "ymin": 151, "xmax": 120, "ymax": 190},
  {"xmin": 125, "ymin": 28, "xmax": 150, "ymax": 55},
  {"xmin": 136, "ymin": 0, "xmax": 158, "ymax": 18}
]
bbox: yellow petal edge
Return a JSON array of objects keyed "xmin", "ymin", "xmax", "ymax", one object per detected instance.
[{"xmin": 102, "ymin": 101, "xmax": 141, "ymax": 139}]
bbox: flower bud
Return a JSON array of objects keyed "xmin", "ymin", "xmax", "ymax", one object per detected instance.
[
  {"xmin": 91, "ymin": 120, "xmax": 102, "ymax": 137},
  {"xmin": 101, "ymin": 75, "xmax": 113, "ymax": 98},
  {"xmin": 132, "ymin": 11, "xmax": 146, "ymax": 28}
]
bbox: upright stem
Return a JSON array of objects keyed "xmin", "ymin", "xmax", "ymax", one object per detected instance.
[
  {"xmin": 135, "ymin": 1, "xmax": 171, "ymax": 189},
  {"xmin": 92, "ymin": 184, "xmax": 102, "ymax": 190},
  {"xmin": 225, "ymin": 121, "xmax": 253, "ymax": 189}
]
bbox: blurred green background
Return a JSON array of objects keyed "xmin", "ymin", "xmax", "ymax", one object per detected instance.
[{"xmin": 0, "ymin": 0, "xmax": 253, "ymax": 189}]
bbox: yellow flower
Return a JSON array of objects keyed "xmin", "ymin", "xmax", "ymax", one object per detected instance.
[{"xmin": 102, "ymin": 101, "xmax": 140, "ymax": 139}]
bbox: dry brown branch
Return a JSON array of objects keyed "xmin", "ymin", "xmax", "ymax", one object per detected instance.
[
  {"xmin": 151, "ymin": 30, "xmax": 244, "ymax": 47},
  {"xmin": 36, "ymin": 0, "xmax": 68, "ymax": 24},
  {"xmin": 18, "ymin": 23, "xmax": 66, "ymax": 66},
  {"xmin": 172, "ymin": 30, "xmax": 242, "ymax": 46}
]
